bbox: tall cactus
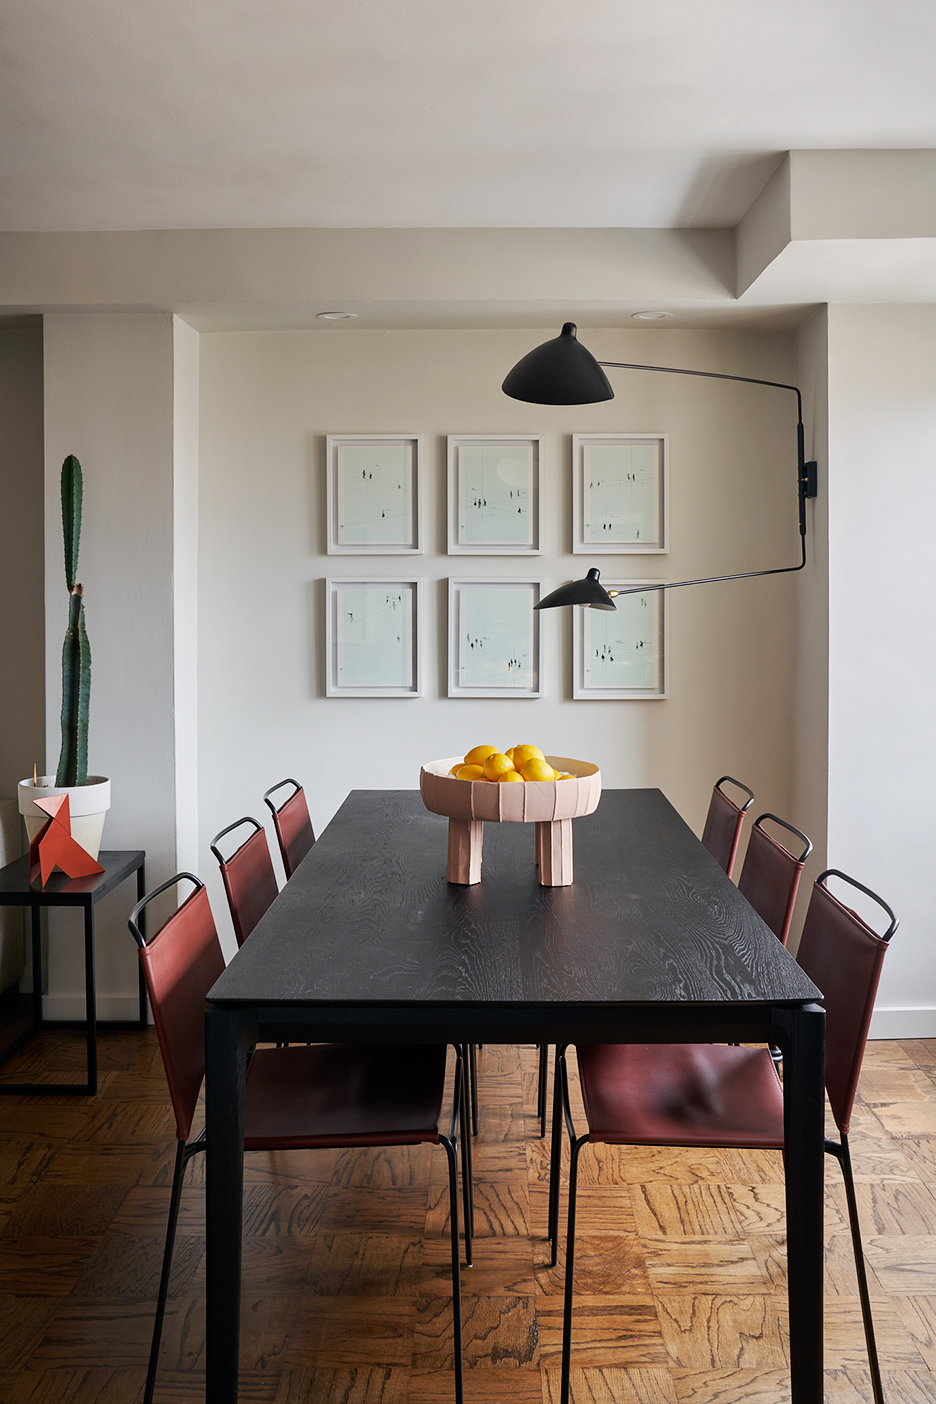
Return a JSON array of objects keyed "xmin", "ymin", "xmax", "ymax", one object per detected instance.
[{"xmin": 55, "ymin": 455, "xmax": 91, "ymax": 787}]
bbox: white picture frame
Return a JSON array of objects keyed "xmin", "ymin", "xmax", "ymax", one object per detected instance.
[
  {"xmin": 572, "ymin": 433, "xmax": 668, "ymax": 554},
  {"xmin": 325, "ymin": 577, "xmax": 423, "ymax": 697},
  {"xmin": 326, "ymin": 435, "xmax": 423, "ymax": 554},
  {"xmin": 447, "ymin": 435, "xmax": 543, "ymax": 554},
  {"xmin": 448, "ymin": 577, "xmax": 542, "ymax": 698},
  {"xmin": 572, "ymin": 580, "xmax": 667, "ymax": 699}
]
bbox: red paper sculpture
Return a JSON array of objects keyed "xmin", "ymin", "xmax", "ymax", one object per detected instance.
[{"xmin": 29, "ymin": 793, "xmax": 105, "ymax": 885}]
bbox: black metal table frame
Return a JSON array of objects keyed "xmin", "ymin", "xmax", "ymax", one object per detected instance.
[
  {"xmin": 0, "ymin": 850, "xmax": 147, "ymax": 1096},
  {"xmin": 204, "ymin": 996, "xmax": 825, "ymax": 1404}
]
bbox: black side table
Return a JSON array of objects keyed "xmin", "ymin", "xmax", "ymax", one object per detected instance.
[{"xmin": 0, "ymin": 849, "xmax": 146, "ymax": 1095}]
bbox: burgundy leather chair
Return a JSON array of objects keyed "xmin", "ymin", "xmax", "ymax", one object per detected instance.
[
  {"xmin": 700, "ymin": 774, "xmax": 754, "ymax": 878},
  {"xmin": 129, "ymin": 874, "xmax": 471, "ymax": 1404},
  {"xmin": 535, "ymin": 797, "xmax": 796, "ymax": 1142},
  {"xmin": 549, "ymin": 869, "xmax": 897, "ymax": 1404},
  {"xmin": 210, "ymin": 816, "xmax": 279, "ymax": 946},
  {"xmin": 737, "ymin": 811, "xmax": 812, "ymax": 946},
  {"xmin": 263, "ymin": 777, "xmax": 315, "ymax": 878}
]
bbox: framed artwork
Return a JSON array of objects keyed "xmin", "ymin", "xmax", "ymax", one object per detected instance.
[
  {"xmin": 448, "ymin": 577, "xmax": 542, "ymax": 698},
  {"xmin": 572, "ymin": 434, "xmax": 668, "ymax": 553},
  {"xmin": 572, "ymin": 580, "xmax": 667, "ymax": 699},
  {"xmin": 325, "ymin": 577, "xmax": 422, "ymax": 696},
  {"xmin": 447, "ymin": 435, "xmax": 543, "ymax": 554},
  {"xmin": 326, "ymin": 435, "xmax": 423, "ymax": 554}
]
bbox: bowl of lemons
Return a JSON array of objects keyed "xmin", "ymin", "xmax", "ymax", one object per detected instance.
[{"xmin": 420, "ymin": 746, "xmax": 601, "ymax": 885}]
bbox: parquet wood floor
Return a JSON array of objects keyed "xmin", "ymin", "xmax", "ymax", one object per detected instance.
[{"xmin": 1, "ymin": 1020, "xmax": 936, "ymax": 1403}]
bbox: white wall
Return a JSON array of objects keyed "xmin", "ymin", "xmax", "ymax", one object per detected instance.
[
  {"xmin": 197, "ymin": 326, "xmax": 801, "ymax": 951},
  {"xmin": 173, "ymin": 316, "xmax": 200, "ymax": 875},
  {"xmin": 791, "ymin": 307, "xmax": 830, "ymax": 910},
  {"xmin": 826, "ymin": 305, "xmax": 936, "ymax": 1035},
  {"xmin": 0, "ymin": 326, "xmax": 44, "ymax": 801},
  {"xmin": 42, "ymin": 313, "xmax": 183, "ymax": 1016}
]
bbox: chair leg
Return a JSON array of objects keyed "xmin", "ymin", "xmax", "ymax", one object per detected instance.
[
  {"xmin": 469, "ymin": 1043, "xmax": 479, "ymax": 1136},
  {"xmin": 455, "ymin": 1048, "xmax": 473, "ymax": 1259},
  {"xmin": 440, "ymin": 1133, "xmax": 464, "ymax": 1404},
  {"xmin": 538, "ymin": 1043, "xmax": 549, "ymax": 1138},
  {"xmin": 835, "ymin": 1135, "xmax": 885, "ymax": 1404},
  {"xmin": 548, "ymin": 1044, "xmax": 571, "ymax": 1266},
  {"xmin": 144, "ymin": 1138, "xmax": 191, "ymax": 1404},
  {"xmin": 560, "ymin": 1133, "xmax": 589, "ymax": 1404}
]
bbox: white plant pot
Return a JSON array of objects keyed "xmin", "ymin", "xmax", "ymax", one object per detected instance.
[{"xmin": 17, "ymin": 776, "xmax": 112, "ymax": 861}]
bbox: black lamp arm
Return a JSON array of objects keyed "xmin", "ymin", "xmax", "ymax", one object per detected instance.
[{"xmin": 596, "ymin": 359, "xmax": 818, "ymax": 597}]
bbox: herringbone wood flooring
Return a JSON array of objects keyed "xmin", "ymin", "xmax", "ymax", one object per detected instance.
[{"xmin": 1, "ymin": 1018, "xmax": 936, "ymax": 1404}]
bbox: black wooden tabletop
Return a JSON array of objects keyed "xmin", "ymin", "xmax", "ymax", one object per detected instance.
[{"xmin": 207, "ymin": 789, "xmax": 819, "ymax": 1010}]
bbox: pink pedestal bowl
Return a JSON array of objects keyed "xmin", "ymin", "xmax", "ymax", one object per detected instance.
[{"xmin": 419, "ymin": 756, "xmax": 601, "ymax": 887}]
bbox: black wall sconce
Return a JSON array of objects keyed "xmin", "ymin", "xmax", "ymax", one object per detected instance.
[{"xmin": 502, "ymin": 323, "xmax": 818, "ymax": 611}]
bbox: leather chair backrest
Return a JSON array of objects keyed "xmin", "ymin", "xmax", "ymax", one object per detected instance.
[
  {"xmin": 219, "ymin": 826, "xmax": 279, "ymax": 947},
  {"xmin": 138, "ymin": 884, "xmax": 226, "ymax": 1142},
  {"xmin": 701, "ymin": 784, "xmax": 747, "ymax": 878},
  {"xmin": 795, "ymin": 879, "xmax": 890, "ymax": 1136},
  {"xmin": 271, "ymin": 786, "xmax": 315, "ymax": 879},
  {"xmin": 737, "ymin": 822, "xmax": 805, "ymax": 945}
]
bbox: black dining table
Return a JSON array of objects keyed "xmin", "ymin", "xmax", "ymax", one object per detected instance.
[{"xmin": 205, "ymin": 787, "xmax": 825, "ymax": 1403}]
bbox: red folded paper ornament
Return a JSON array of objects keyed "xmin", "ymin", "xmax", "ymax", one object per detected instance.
[{"xmin": 28, "ymin": 793, "xmax": 105, "ymax": 885}]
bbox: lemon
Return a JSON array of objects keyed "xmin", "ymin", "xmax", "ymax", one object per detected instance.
[
  {"xmin": 497, "ymin": 769, "xmax": 524, "ymax": 783},
  {"xmin": 519, "ymin": 757, "xmax": 556, "ymax": 782},
  {"xmin": 504, "ymin": 747, "xmax": 516, "ymax": 762},
  {"xmin": 449, "ymin": 764, "xmax": 462, "ymax": 776},
  {"xmin": 483, "ymin": 752, "xmax": 514, "ymax": 781},
  {"xmin": 455, "ymin": 763, "xmax": 485, "ymax": 781},
  {"xmin": 512, "ymin": 744, "xmax": 545, "ymax": 769},
  {"xmin": 464, "ymin": 744, "xmax": 498, "ymax": 767}
]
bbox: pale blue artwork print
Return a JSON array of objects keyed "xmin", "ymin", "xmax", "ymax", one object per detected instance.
[
  {"xmin": 458, "ymin": 584, "xmax": 534, "ymax": 689},
  {"xmin": 583, "ymin": 442, "xmax": 660, "ymax": 546},
  {"xmin": 583, "ymin": 591, "xmax": 661, "ymax": 692},
  {"xmin": 337, "ymin": 443, "xmax": 414, "ymax": 546},
  {"xmin": 457, "ymin": 443, "xmax": 533, "ymax": 546},
  {"xmin": 336, "ymin": 585, "xmax": 412, "ymax": 688}
]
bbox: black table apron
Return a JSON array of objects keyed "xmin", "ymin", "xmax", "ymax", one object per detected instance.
[{"xmin": 205, "ymin": 788, "xmax": 824, "ymax": 1403}]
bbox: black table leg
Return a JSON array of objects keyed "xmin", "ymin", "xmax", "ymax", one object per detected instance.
[
  {"xmin": 31, "ymin": 905, "xmax": 43, "ymax": 1028},
  {"xmin": 136, "ymin": 863, "xmax": 148, "ymax": 1029},
  {"xmin": 82, "ymin": 900, "xmax": 97, "ymax": 1095},
  {"xmin": 774, "ymin": 1001, "xmax": 825, "ymax": 1404},
  {"xmin": 205, "ymin": 1005, "xmax": 254, "ymax": 1404}
]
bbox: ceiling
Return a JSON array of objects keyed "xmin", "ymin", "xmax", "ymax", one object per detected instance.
[{"xmin": 3, "ymin": 0, "xmax": 936, "ymax": 234}]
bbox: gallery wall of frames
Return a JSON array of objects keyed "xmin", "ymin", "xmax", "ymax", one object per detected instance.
[{"xmin": 324, "ymin": 433, "xmax": 668, "ymax": 701}]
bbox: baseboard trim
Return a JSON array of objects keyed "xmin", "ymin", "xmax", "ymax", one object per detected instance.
[
  {"xmin": 41, "ymin": 993, "xmax": 150, "ymax": 1023},
  {"xmin": 869, "ymin": 1007, "xmax": 936, "ymax": 1040}
]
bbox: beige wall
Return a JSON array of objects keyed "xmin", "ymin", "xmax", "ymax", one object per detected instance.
[{"xmin": 197, "ymin": 325, "xmax": 801, "ymax": 949}]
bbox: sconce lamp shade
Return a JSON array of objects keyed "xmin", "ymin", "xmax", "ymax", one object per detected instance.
[
  {"xmin": 535, "ymin": 568, "xmax": 617, "ymax": 611},
  {"xmin": 502, "ymin": 323, "xmax": 614, "ymax": 405}
]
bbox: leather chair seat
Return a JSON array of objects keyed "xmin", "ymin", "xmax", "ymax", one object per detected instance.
[
  {"xmin": 245, "ymin": 1041, "xmax": 447, "ymax": 1148},
  {"xmin": 577, "ymin": 1041, "xmax": 785, "ymax": 1150}
]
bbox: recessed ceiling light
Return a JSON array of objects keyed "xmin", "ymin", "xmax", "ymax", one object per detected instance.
[
  {"xmin": 632, "ymin": 311, "xmax": 672, "ymax": 321},
  {"xmin": 316, "ymin": 311, "xmax": 358, "ymax": 320}
]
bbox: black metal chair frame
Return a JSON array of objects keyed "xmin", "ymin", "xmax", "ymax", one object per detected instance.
[
  {"xmin": 549, "ymin": 867, "xmax": 897, "ymax": 1404},
  {"xmin": 750, "ymin": 810, "xmax": 812, "ymax": 865},
  {"xmin": 129, "ymin": 873, "xmax": 473, "ymax": 1404},
  {"xmin": 715, "ymin": 773, "xmax": 755, "ymax": 810},
  {"xmin": 262, "ymin": 776, "xmax": 304, "ymax": 819},
  {"xmin": 209, "ymin": 814, "xmax": 266, "ymax": 866}
]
